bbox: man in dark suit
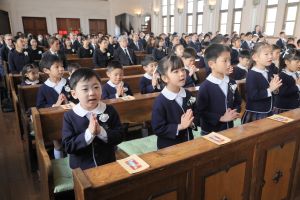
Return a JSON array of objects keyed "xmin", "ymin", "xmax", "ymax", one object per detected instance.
[
  {"xmin": 188, "ymin": 33, "xmax": 201, "ymax": 54},
  {"xmin": 129, "ymin": 33, "xmax": 144, "ymax": 51},
  {"xmin": 276, "ymin": 31, "xmax": 287, "ymax": 51},
  {"xmin": 42, "ymin": 36, "xmax": 67, "ymax": 68},
  {"xmin": 113, "ymin": 35, "xmax": 136, "ymax": 66},
  {"xmin": 241, "ymin": 32, "xmax": 253, "ymax": 50},
  {"xmin": 0, "ymin": 34, "xmax": 14, "ymax": 63}
]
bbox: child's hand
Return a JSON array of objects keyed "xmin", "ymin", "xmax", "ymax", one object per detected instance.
[
  {"xmin": 269, "ymin": 75, "xmax": 282, "ymax": 92},
  {"xmin": 152, "ymin": 73, "xmax": 159, "ymax": 87},
  {"xmin": 88, "ymin": 114, "xmax": 100, "ymax": 136},
  {"xmin": 296, "ymin": 78, "xmax": 300, "ymax": 86},
  {"xmin": 116, "ymin": 84, "xmax": 124, "ymax": 97},
  {"xmin": 189, "ymin": 65, "xmax": 197, "ymax": 76},
  {"xmin": 178, "ymin": 109, "xmax": 194, "ymax": 131},
  {"xmin": 54, "ymin": 94, "xmax": 67, "ymax": 107},
  {"xmin": 220, "ymin": 108, "xmax": 240, "ymax": 122}
]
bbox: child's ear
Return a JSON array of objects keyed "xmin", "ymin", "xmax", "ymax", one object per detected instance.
[
  {"xmin": 160, "ymin": 74, "xmax": 168, "ymax": 83},
  {"xmin": 207, "ymin": 60, "xmax": 215, "ymax": 69},
  {"xmin": 43, "ymin": 68, "xmax": 50, "ymax": 74},
  {"xmin": 106, "ymin": 71, "xmax": 110, "ymax": 78},
  {"xmin": 70, "ymin": 90, "xmax": 78, "ymax": 99}
]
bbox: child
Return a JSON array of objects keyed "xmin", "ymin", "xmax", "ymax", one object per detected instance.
[
  {"xmin": 196, "ymin": 44, "xmax": 241, "ymax": 135},
  {"xmin": 273, "ymin": 49, "xmax": 300, "ymax": 113},
  {"xmin": 93, "ymin": 37, "xmax": 112, "ymax": 68},
  {"xmin": 21, "ymin": 63, "xmax": 40, "ymax": 86},
  {"xmin": 65, "ymin": 63, "xmax": 81, "ymax": 104},
  {"xmin": 152, "ymin": 37, "xmax": 168, "ymax": 61},
  {"xmin": 230, "ymin": 37, "xmax": 241, "ymax": 65},
  {"xmin": 101, "ymin": 61, "xmax": 133, "ymax": 99},
  {"xmin": 267, "ymin": 44, "xmax": 281, "ymax": 75},
  {"xmin": 64, "ymin": 38, "xmax": 76, "ymax": 54},
  {"xmin": 62, "ymin": 68, "xmax": 123, "ymax": 170},
  {"xmin": 242, "ymin": 42, "xmax": 282, "ymax": 124},
  {"xmin": 232, "ymin": 49, "xmax": 251, "ymax": 80},
  {"xmin": 182, "ymin": 47, "xmax": 198, "ymax": 87},
  {"xmin": 151, "ymin": 55, "xmax": 197, "ymax": 149},
  {"xmin": 173, "ymin": 44, "xmax": 185, "ymax": 58},
  {"xmin": 28, "ymin": 38, "xmax": 44, "ymax": 62},
  {"xmin": 241, "ymin": 32, "xmax": 253, "ymax": 51},
  {"xmin": 77, "ymin": 36, "xmax": 93, "ymax": 58},
  {"xmin": 139, "ymin": 55, "xmax": 162, "ymax": 94}
]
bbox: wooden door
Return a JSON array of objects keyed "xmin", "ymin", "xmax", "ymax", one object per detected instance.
[
  {"xmin": 89, "ymin": 19, "xmax": 107, "ymax": 34},
  {"xmin": 22, "ymin": 17, "xmax": 47, "ymax": 35},
  {"xmin": 0, "ymin": 10, "xmax": 11, "ymax": 34},
  {"xmin": 56, "ymin": 18, "xmax": 80, "ymax": 34}
]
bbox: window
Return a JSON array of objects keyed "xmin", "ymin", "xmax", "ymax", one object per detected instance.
[
  {"xmin": 264, "ymin": 0, "xmax": 278, "ymax": 36},
  {"xmin": 283, "ymin": 0, "xmax": 299, "ymax": 35},
  {"xmin": 220, "ymin": 0, "xmax": 229, "ymax": 34},
  {"xmin": 170, "ymin": 16, "xmax": 174, "ymax": 33},
  {"xmin": 232, "ymin": 0, "xmax": 243, "ymax": 34},
  {"xmin": 169, "ymin": 0, "xmax": 175, "ymax": 33},
  {"xmin": 162, "ymin": 17, "xmax": 167, "ymax": 33},
  {"xmin": 187, "ymin": 0, "xmax": 194, "ymax": 14},
  {"xmin": 170, "ymin": 0, "xmax": 175, "ymax": 16},
  {"xmin": 197, "ymin": 0, "xmax": 203, "ymax": 33},
  {"xmin": 162, "ymin": 0, "xmax": 168, "ymax": 16},
  {"xmin": 187, "ymin": 14, "xmax": 193, "ymax": 33}
]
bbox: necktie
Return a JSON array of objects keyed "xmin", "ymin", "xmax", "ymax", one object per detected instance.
[
  {"xmin": 124, "ymin": 49, "xmax": 133, "ymax": 65},
  {"xmin": 296, "ymin": 72, "xmax": 299, "ymax": 79},
  {"xmin": 135, "ymin": 42, "xmax": 139, "ymax": 50}
]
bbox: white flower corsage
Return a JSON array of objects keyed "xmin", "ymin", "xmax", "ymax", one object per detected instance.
[
  {"xmin": 229, "ymin": 83, "xmax": 237, "ymax": 93},
  {"xmin": 123, "ymin": 87, "xmax": 128, "ymax": 92},
  {"xmin": 162, "ymin": 49, "xmax": 166, "ymax": 52},
  {"xmin": 98, "ymin": 113, "xmax": 109, "ymax": 122},
  {"xmin": 64, "ymin": 85, "xmax": 71, "ymax": 92},
  {"xmin": 90, "ymin": 49, "xmax": 93, "ymax": 54},
  {"xmin": 72, "ymin": 49, "xmax": 75, "ymax": 52},
  {"xmin": 38, "ymin": 51, "xmax": 42, "ymax": 54},
  {"xmin": 24, "ymin": 51, "xmax": 28, "ymax": 56},
  {"xmin": 107, "ymin": 52, "xmax": 111, "ymax": 57},
  {"xmin": 187, "ymin": 96, "xmax": 196, "ymax": 106}
]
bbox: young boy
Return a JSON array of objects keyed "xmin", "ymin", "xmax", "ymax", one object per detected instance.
[
  {"xmin": 182, "ymin": 47, "xmax": 198, "ymax": 87},
  {"xmin": 230, "ymin": 37, "xmax": 241, "ymax": 65},
  {"xmin": 232, "ymin": 49, "xmax": 251, "ymax": 80},
  {"xmin": 267, "ymin": 44, "xmax": 281, "ymax": 75},
  {"xmin": 62, "ymin": 68, "xmax": 123, "ymax": 170},
  {"xmin": 101, "ymin": 61, "xmax": 133, "ymax": 99},
  {"xmin": 196, "ymin": 44, "xmax": 241, "ymax": 135},
  {"xmin": 139, "ymin": 55, "xmax": 161, "ymax": 94}
]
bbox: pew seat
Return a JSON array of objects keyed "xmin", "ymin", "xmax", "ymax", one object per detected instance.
[{"xmin": 52, "ymin": 157, "xmax": 74, "ymax": 193}]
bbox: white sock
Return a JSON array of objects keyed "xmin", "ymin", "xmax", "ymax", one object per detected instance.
[{"xmin": 54, "ymin": 149, "xmax": 63, "ymax": 159}]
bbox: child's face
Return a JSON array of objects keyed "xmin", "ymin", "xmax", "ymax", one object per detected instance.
[
  {"xmin": 253, "ymin": 47, "xmax": 273, "ymax": 67},
  {"xmin": 100, "ymin": 40, "xmax": 108, "ymax": 49},
  {"xmin": 175, "ymin": 45, "xmax": 184, "ymax": 57},
  {"xmin": 162, "ymin": 67, "xmax": 186, "ymax": 89},
  {"xmin": 26, "ymin": 68, "xmax": 39, "ymax": 81},
  {"xmin": 45, "ymin": 62, "xmax": 64, "ymax": 80},
  {"xmin": 83, "ymin": 39, "xmax": 90, "ymax": 46},
  {"xmin": 15, "ymin": 38, "xmax": 24, "ymax": 49},
  {"xmin": 182, "ymin": 57, "xmax": 195, "ymax": 67},
  {"xmin": 239, "ymin": 57, "xmax": 250, "ymax": 68},
  {"xmin": 209, "ymin": 51, "xmax": 231, "ymax": 76},
  {"xmin": 143, "ymin": 62, "xmax": 157, "ymax": 75},
  {"xmin": 71, "ymin": 76, "xmax": 102, "ymax": 111},
  {"xmin": 285, "ymin": 59, "xmax": 300, "ymax": 72},
  {"xmin": 272, "ymin": 49, "xmax": 281, "ymax": 61},
  {"xmin": 233, "ymin": 40, "xmax": 241, "ymax": 48},
  {"xmin": 107, "ymin": 68, "xmax": 124, "ymax": 85},
  {"xmin": 159, "ymin": 40, "xmax": 164, "ymax": 47}
]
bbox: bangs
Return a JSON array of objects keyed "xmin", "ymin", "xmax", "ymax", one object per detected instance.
[{"xmin": 168, "ymin": 55, "xmax": 184, "ymax": 72}]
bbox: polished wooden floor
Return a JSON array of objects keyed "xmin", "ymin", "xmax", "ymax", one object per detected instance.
[{"xmin": 0, "ymin": 110, "xmax": 41, "ymax": 200}]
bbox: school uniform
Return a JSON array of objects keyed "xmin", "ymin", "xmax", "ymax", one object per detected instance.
[
  {"xmin": 230, "ymin": 47, "xmax": 239, "ymax": 65},
  {"xmin": 101, "ymin": 81, "xmax": 133, "ymax": 100},
  {"xmin": 232, "ymin": 64, "xmax": 248, "ymax": 80},
  {"xmin": 151, "ymin": 87, "xmax": 197, "ymax": 149},
  {"xmin": 28, "ymin": 46, "xmax": 43, "ymax": 61},
  {"xmin": 184, "ymin": 67, "xmax": 197, "ymax": 88},
  {"xmin": 267, "ymin": 62, "xmax": 279, "ymax": 75},
  {"xmin": 113, "ymin": 47, "xmax": 137, "ymax": 66},
  {"xmin": 196, "ymin": 75, "xmax": 241, "ymax": 134},
  {"xmin": 89, "ymin": 43, "xmax": 98, "ymax": 52},
  {"xmin": 276, "ymin": 38, "xmax": 286, "ymax": 50},
  {"xmin": 146, "ymin": 46, "xmax": 154, "ymax": 54},
  {"xmin": 8, "ymin": 49, "xmax": 31, "ymax": 74},
  {"xmin": 36, "ymin": 78, "xmax": 69, "ymax": 108},
  {"xmin": 180, "ymin": 39, "xmax": 188, "ymax": 48},
  {"xmin": 64, "ymin": 47, "xmax": 76, "ymax": 55},
  {"xmin": 93, "ymin": 48, "xmax": 112, "ymax": 68},
  {"xmin": 77, "ymin": 46, "xmax": 94, "ymax": 58},
  {"xmin": 62, "ymin": 102, "xmax": 123, "ymax": 170},
  {"xmin": 21, "ymin": 79, "xmax": 40, "ymax": 86},
  {"xmin": 152, "ymin": 47, "xmax": 167, "ymax": 61},
  {"xmin": 188, "ymin": 41, "xmax": 201, "ymax": 53},
  {"xmin": 42, "ymin": 49, "xmax": 67, "ymax": 68},
  {"xmin": 241, "ymin": 40, "xmax": 251, "ymax": 50},
  {"xmin": 273, "ymin": 69, "xmax": 300, "ymax": 113},
  {"xmin": 242, "ymin": 67, "xmax": 274, "ymax": 123},
  {"xmin": 139, "ymin": 73, "xmax": 162, "ymax": 94}
]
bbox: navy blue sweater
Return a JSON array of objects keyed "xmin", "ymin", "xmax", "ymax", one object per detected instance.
[
  {"xmin": 101, "ymin": 82, "xmax": 133, "ymax": 99},
  {"xmin": 139, "ymin": 76, "xmax": 162, "ymax": 94}
]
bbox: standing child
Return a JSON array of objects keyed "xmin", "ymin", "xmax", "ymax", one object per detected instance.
[
  {"xmin": 21, "ymin": 63, "xmax": 40, "ymax": 86},
  {"xmin": 139, "ymin": 55, "xmax": 162, "ymax": 94},
  {"xmin": 273, "ymin": 49, "xmax": 300, "ymax": 113},
  {"xmin": 152, "ymin": 55, "xmax": 197, "ymax": 149},
  {"xmin": 62, "ymin": 68, "xmax": 123, "ymax": 169},
  {"xmin": 173, "ymin": 44, "xmax": 185, "ymax": 58},
  {"xmin": 182, "ymin": 47, "xmax": 198, "ymax": 87},
  {"xmin": 196, "ymin": 44, "xmax": 241, "ymax": 135},
  {"xmin": 267, "ymin": 44, "xmax": 281, "ymax": 75},
  {"xmin": 232, "ymin": 49, "xmax": 251, "ymax": 80},
  {"xmin": 230, "ymin": 37, "xmax": 241, "ymax": 65},
  {"xmin": 242, "ymin": 42, "xmax": 282, "ymax": 123},
  {"xmin": 101, "ymin": 61, "xmax": 133, "ymax": 99}
]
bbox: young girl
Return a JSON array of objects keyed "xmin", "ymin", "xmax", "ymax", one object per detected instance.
[
  {"xmin": 28, "ymin": 38, "xmax": 44, "ymax": 62},
  {"xmin": 173, "ymin": 44, "xmax": 185, "ymax": 58},
  {"xmin": 182, "ymin": 47, "xmax": 198, "ymax": 88},
  {"xmin": 242, "ymin": 42, "xmax": 282, "ymax": 124},
  {"xmin": 77, "ymin": 36, "xmax": 93, "ymax": 58},
  {"xmin": 273, "ymin": 49, "xmax": 300, "ymax": 113},
  {"xmin": 21, "ymin": 63, "xmax": 40, "ymax": 86},
  {"xmin": 93, "ymin": 37, "xmax": 112, "ymax": 68},
  {"xmin": 152, "ymin": 37, "xmax": 168, "ymax": 61},
  {"xmin": 267, "ymin": 44, "xmax": 281, "ymax": 75},
  {"xmin": 151, "ymin": 55, "xmax": 197, "ymax": 149},
  {"xmin": 230, "ymin": 37, "xmax": 241, "ymax": 65},
  {"xmin": 62, "ymin": 68, "xmax": 123, "ymax": 170}
]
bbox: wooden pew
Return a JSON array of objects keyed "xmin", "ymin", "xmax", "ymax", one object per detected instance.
[
  {"xmin": 134, "ymin": 51, "xmax": 148, "ymax": 65},
  {"xmin": 73, "ymin": 108, "xmax": 300, "ymax": 200},
  {"xmin": 67, "ymin": 58, "xmax": 95, "ymax": 68},
  {"xmin": 66, "ymin": 54, "xmax": 79, "ymax": 60},
  {"xmin": 93, "ymin": 65, "xmax": 144, "ymax": 78}
]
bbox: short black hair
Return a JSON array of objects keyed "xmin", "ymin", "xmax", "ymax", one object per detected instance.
[
  {"xmin": 297, "ymin": 39, "xmax": 300, "ymax": 45},
  {"xmin": 204, "ymin": 44, "xmax": 231, "ymax": 63},
  {"xmin": 67, "ymin": 63, "xmax": 81, "ymax": 73},
  {"xmin": 272, "ymin": 44, "xmax": 281, "ymax": 51},
  {"xmin": 182, "ymin": 47, "xmax": 196, "ymax": 59},
  {"xmin": 141, "ymin": 55, "xmax": 157, "ymax": 66},
  {"xmin": 238, "ymin": 49, "xmax": 251, "ymax": 59},
  {"xmin": 245, "ymin": 32, "xmax": 253, "ymax": 37},
  {"xmin": 39, "ymin": 54, "xmax": 62, "ymax": 70},
  {"xmin": 107, "ymin": 60, "xmax": 123, "ymax": 72},
  {"xmin": 210, "ymin": 35, "xmax": 226, "ymax": 44},
  {"xmin": 69, "ymin": 68, "xmax": 101, "ymax": 89},
  {"xmin": 157, "ymin": 55, "xmax": 184, "ymax": 76},
  {"xmin": 21, "ymin": 63, "xmax": 39, "ymax": 82}
]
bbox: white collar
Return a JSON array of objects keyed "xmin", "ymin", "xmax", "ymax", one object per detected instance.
[
  {"xmin": 206, "ymin": 74, "xmax": 229, "ymax": 84},
  {"xmin": 50, "ymin": 49, "xmax": 57, "ymax": 55},
  {"xmin": 161, "ymin": 87, "xmax": 186, "ymax": 100},
  {"xmin": 107, "ymin": 80, "xmax": 124, "ymax": 88},
  {"xmin": 44, "ymin": 78, "xmax": 66, "ymax": 88},
  {"xmin": 237, "ymin": 64, "xmax": 248, "ymax": 71},
  {"xmin": 184, "ymin": 66, "xmax": 190, "ymax": 71},
  {"xmin": 7, "ymin": 46, "xmax": 13, "ymax": 50},
  {"xmin": 251, "ymin": 66, "xmax": 268, "ymax": 74},
  {"xmin": 143, "ymin": 73, "xmax": 152, "ymax": 80},
  {"xmin": 283, "ymin": 69, "xmax": 298, "ymax": 79},
  {"xmin": 73, "ymin": 101, "xmax": 107, "ymax": 117},
  {"xmin": 25, "ymin": 79, "xmax": 39, "ymax": 85}
]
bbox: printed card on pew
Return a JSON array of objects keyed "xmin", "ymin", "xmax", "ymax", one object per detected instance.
[
  {"xmin": 117, "ymin": 154, "xmax": 149, "ymax": 174},
  {"xmin": 121, "ymin": 95, "xmax": 135, "ymax": 101},
  {"xmin": 268, "ymin": 114, "xmax": 294, "ymax": 123},
  {"xmin": 202, "ymin": 132, "xmax": 231, "ymax": 145}
]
